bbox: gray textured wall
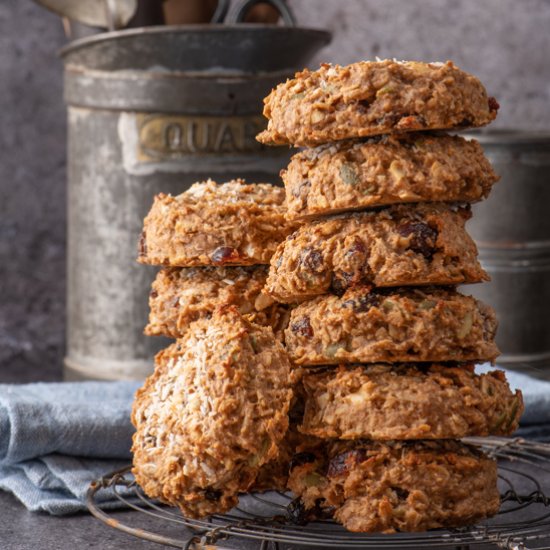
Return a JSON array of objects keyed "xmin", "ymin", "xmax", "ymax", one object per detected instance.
[
  {"xmin": 0, "ymin": 1, "xmax": 67, "ymax": 381},
  {"xmin": 1, "ymin": 0, "xmax": 549, "ymax": 381},
  {"xmin": 295, "ymin": 0, "xmax": 550, "ymax": 130}
]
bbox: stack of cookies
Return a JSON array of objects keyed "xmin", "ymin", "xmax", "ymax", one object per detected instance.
[
  {"xmin": 131, "ymin": 179, "xmax": 299, "ymax": 515},
  {"xmin": 257, "ymin": 60, "xmax": 524, "ymax": 532},
  {"xmin": 138, "ymin": 179, "xmax": 293, "ymax": 339}
]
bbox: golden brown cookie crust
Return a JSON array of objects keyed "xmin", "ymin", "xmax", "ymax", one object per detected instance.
[
  {"xmin": 287, "ymin": 439, "xmax": 500, "ymax": 532},
  {"xmin": 300, "ymin": 364, "xmax": 522, "ymax": 439},
  {"xmin": 131, "ymin": 307, "xmax": 293, "ymax": 518},
  {"xmin": 250, "ymin": 422, "xmax": 320, "ymax": 493},
  {"xmin": 285, "ymin": 287, "xmax": 499, "ymax": 365},
  {"xmin": 138, "ymin": 179, "xmax": 297, "ymax": 267},
  {"xmin": 257, "ymin": 60, "xmax": 498, "ymax": 146},
  {"xmin": 145, "ymin": 266, "xmax": 289, "ymax": 340},
  {"xmin": 267, "ymin": 204, "xmax": 487, "ymax": 303},
  {"xmin": 250, "ymin": 381, "xmax": 315, "ymax": 492},
  {"xmin": 283, "ymin": 134, "xmax": 499, "ymax": 220}
]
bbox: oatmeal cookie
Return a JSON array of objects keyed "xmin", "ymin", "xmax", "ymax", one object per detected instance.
[
  {"xmin": 287, "ymin": 440, "xmax": 500, "ymax": 532},
  {"xmin": 257, "ymin": 60, "xmax": 498, "ymax": 146},
  {"xmin": 285, "ymin": 286, "xmax": 499, "ymax": 365},
  {"xmin": 251, "ymin": 377, "xmax": 307, "ymax": 492},
  {"xmin": 138, "ymin": 179, "xmax": 297, "ymax": 267},
  {"xmin": 300, "ymin": 363, "xmax": 522, "ymax": 439},
  {"xmin": 250, "ymin": 385, "xmax": 321, "ymax": 493},
  {"xmin": 249, "ymin": 430, "xmax": 297, "ymax": 492},
  {"xmin": 145, "ymin": 266, "xmax": 289, "ymax": 339},
  {"xmin": 283, "ymin": 134, "xmax": 498, "ymax": 220},
  {"xmin": 251, "ymin": 424, "xmax": 318, "ymax": 492},
  {"xmin": 267, "ymin": 204, "xmax": 487, "ymax": 303},
  {"xmin": 131, "ymin": 307, "xmax": 293, "ymax": 518}
]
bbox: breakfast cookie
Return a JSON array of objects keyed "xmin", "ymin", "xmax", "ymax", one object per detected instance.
[
  {"xmin": 249, "ymin": 429, "xmax": 298, "ymax": 492},
  {"xmin": 267, "ymin": 204, "xmax": 487, "ymax": 303},
  {"xmin": 251, "ymin": 424, "xmax": 320, "ymax": 492},
  {"xmin": 138, "ymin": 179, "xmax": 297, "ymax": 267},
  {"xmin": 283, "ymin": 133, "xmax": 498, "ymax": 220},
  {"xmin": 257, "ymin": 60, "xmax": 498, "ymax": 146},
  {"xmin": 285, "ymin": 286, "xmax": 499, "ymax": 365},
  {"xmin": 131, "ymin": 307, "xmax": 293, "ymax": 518},
  {"xmin": 287, "ymin": 439, "xmax": 500, "ymax": 532},
  {"xmin": 145, "ymin": 266, "xmax": 289, "ymax": 339},
  {"xmin": 300, "ymin": 363, "xmax": 522, "ymax": 439},
  {"xmin": 250, "ymin": 377, "xmax": 316, "ymax": 492}
]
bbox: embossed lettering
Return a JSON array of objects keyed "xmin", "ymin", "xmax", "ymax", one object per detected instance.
[
  {"xmin": 187, "ymin": 121, "xmax": 211, "ymax": 153},
  {"xmin": 137, "ymin": 114, "xmax": 266, "ymax": 161},
  {"xmin": 215, "ymin": 123, "xmax": 237, "ymax": 152},
  {"xmin": 164, "ymin": 123, "xmax": 182, "ymax": 149}
]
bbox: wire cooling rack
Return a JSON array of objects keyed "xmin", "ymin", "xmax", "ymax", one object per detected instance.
[{"xmin": 87, "ymin": 437, "xmax": 550, "ymax": 550}]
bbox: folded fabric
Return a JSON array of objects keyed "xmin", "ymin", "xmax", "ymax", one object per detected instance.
[
  {"xmin": 0, "ymin": 381, "xmax": 140, "ymax": 515},
  {"xmin": 0, "ymin": 369, "xmax": 549, "ymax": 516}
]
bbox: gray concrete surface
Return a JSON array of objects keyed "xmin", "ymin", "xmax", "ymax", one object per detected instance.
[
  {"xmin": 1, "ymin": 0, "xmax": 549, "ymax": 383},
  {"xmin": 0, "ymin": 1, "xmax": 67, "ymax": 382}
]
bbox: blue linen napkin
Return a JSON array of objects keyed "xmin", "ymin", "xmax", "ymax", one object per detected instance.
[
  {"xmin": 0, "ymin": 381, "xmax": 140, "ymax": 515},
  {"xmin": 0, "ymin": 369, "xmax": 549, "ymax": 516}
]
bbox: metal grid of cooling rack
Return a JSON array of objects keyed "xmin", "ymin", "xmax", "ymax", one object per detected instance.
[{"xmin": 87, "ymin": 437, "xmax": 550, "ymax": 550}]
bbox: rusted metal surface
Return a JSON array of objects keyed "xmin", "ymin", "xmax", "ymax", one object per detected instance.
[{"xmin": 61, "ymin": 26, "xmax": 330, "ymax": 380}]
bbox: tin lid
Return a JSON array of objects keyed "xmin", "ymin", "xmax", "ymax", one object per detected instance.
[
  {"xmin": 60, "ymin": 25, "xmax": 331, "ymax": 112},
  {"xmin": 60, "ymin": 24, "xmax": 331, "ymax": 75}
]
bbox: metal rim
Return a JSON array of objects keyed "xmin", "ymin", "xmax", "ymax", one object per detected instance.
[
  {"xmin": 87, "ymin": 437, "xmax": 550, "ymax": 549},
  {"xmin": 59, "ymin": 24, "xmax": 332, "ymax": 59}
]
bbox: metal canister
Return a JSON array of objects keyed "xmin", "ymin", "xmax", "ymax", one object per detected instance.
[
  {"xmin": 60, "ymin": 26, "xmax": 330, "ymax": 381},
  {"xmin": 464, "ymin": 131, "xmax": 550, "ymax": 378}
]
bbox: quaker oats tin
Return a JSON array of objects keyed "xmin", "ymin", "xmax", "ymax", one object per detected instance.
[{"xmin": 60, "ymin": 26, "xmax": 330, "ymax": 380}]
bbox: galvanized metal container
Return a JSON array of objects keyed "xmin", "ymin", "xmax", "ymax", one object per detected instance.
[
  {"xmin": 60, "ymin": 25, "xmax": 330, "ymax": 381},
  {"xmin": 464, "ymin": 131, "xmax": 550, "ymax": 378}
]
